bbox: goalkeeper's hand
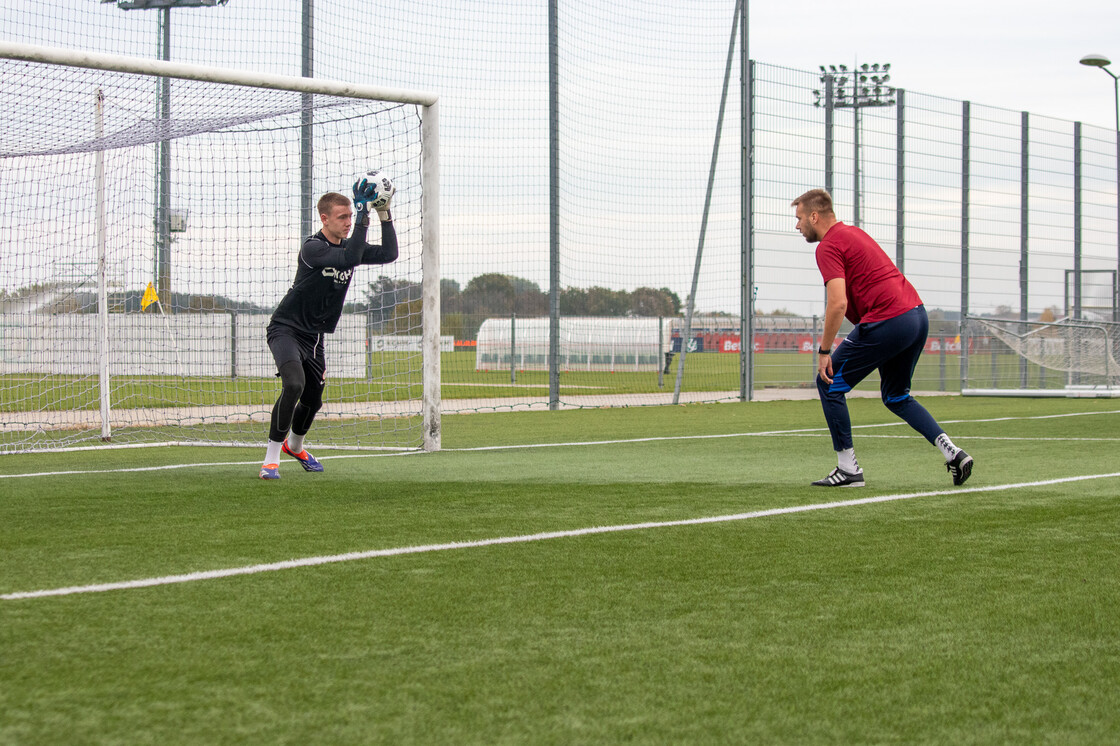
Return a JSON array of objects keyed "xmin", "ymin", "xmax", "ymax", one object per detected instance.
[
  {"xmin": 375, "ymin": 187, "xmax": 394, "ymax": 222},
  {"xmin": 352, "ymin": 177, "xmax": 376, "ymax": 213}
]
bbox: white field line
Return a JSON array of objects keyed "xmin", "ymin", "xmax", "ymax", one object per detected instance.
[
  {"xmin": 0, "ymin": 450, "xmax": 425, "ymax": 480},
  {"xmin": 775, "ymin": 433, "xmax": 1120, "ymax": 442},
  {"xmin": 3, "ymin": 408, "xmax": 1119, "ymax": 479},
  {"xmin": 5, "ymin": 471, "xmax": 1120, "ymax": 601},
  {"xmin": 411, "ymin": 408, "xmax": 1120, "ymax": 453}
]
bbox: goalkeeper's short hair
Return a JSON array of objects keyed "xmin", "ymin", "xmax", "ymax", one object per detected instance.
[{"xmin": 317, "ymin": 191, "xmax": 350, "ymax": 216}]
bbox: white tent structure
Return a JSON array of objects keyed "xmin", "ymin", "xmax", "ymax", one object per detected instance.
[{"xmin": 476, "ymin": 317, "xmax": 673, "ymax": 372}]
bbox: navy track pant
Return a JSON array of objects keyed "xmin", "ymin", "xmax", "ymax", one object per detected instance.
[{"xmin": 817, "ymin": 304, "xmax": 945, "ymax": 452}]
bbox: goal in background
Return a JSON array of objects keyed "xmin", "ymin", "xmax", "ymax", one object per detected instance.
[
  {"xmin": 0, "ymin": 42, "xmax": 440, "ymax": 453},
  {"xmin": 961, "ymin": 315, "xmax": 1120, "ymax": 397}
]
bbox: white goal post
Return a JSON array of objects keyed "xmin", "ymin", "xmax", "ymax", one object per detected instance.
[{"xmin": 0, "ymin": 41, "xmax": 440, "ymax": 453}]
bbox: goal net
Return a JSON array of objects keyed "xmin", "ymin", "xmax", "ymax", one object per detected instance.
[
  {"xmin": 0, "ymin": 43, "xmax": 440, "ymax": 453},
  {"xmin": 961, "ymin": 315, "xmax": 1120, "ymax": 397}
]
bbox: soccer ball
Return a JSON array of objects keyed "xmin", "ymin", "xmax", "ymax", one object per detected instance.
[{"xmin": 362, "ymin": 169, "xmax": 395, "ymax": 210}]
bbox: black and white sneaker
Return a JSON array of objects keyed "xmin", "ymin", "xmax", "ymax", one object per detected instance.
[
  {"xmin": 811, "ymin": 467, "xmax": 865, "ymax": 487},
  {"xmin": 946, "ymin": 450, "xmax": 973, "ymax": 486}
]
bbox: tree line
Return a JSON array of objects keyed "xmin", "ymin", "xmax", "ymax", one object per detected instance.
[{"xmin": 350, "ymin": 273, "xmax": 681, "ymax": 340}]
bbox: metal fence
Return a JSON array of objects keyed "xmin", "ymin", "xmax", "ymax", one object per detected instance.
[
  {"xmin": 2, "ymin": 1, "xmax": 1118, "ymax": 409},
  {"xmin": 750, "ymin": 62, "xmax": 1119, "ymax": 324}
]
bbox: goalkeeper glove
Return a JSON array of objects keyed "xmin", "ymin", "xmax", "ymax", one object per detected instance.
[
  {"xmin": 374, "ymin": 185, "xmax": 395, "ymax": 222},
  {"xmin": 352, "ymin": 177, "xmax": 376, "ymax": 214}
]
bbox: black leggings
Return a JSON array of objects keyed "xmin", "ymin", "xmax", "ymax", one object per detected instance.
[
  {"xmin": 269, "ymin": 360, "xmax": 325, "ymax": 442},
  {"xmin": 267, "ymin": 326, "xmax": 326, "ymax": 443}
]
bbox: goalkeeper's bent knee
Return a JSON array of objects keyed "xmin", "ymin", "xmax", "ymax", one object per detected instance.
[{"xmin": 278, "ymin": 360, "xmax": 306, "ymax": 399}]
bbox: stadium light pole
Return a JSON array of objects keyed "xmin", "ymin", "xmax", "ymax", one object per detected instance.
[
  {"xmin": 1080, "ymin": 53, "xmax": 1120, "ymax": 321},
  {"xmin": 813, "ymin": 62, "xmax": 894, "ymax": 227},
  {"xmin": 101, "ymin": 0, "xmax": 230, "ymax": 308},
  {"xmin": 1080, "ymin": 53, "xmax": 1119, "ymax": 130}
]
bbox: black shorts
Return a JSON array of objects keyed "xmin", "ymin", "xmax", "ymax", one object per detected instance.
[{"xmin": 267, "ymin": 322, "xmax": 326, "ymax": 382}]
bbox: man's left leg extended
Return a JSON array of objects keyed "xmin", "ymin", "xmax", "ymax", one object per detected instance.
[{"xmin": 877, "ymin": 306, "xmax": 973, "ymax": 485}]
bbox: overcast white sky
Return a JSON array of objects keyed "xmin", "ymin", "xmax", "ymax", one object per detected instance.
[
  {"xmin": 748, "ymin": 0, "xmax": 1120, "ymax": 131},
  {"xmin": 3, "ymin": 0, "xmax": 1118, "ymax": 316}
]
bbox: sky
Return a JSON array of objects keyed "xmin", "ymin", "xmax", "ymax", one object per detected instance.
[{"xmin": 747, "ymin": 0, "xmax": 1120, "ymax": 131}]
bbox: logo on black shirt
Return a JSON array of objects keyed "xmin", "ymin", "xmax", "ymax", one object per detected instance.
[{"xmin": 321, "ymin": 267, "xmax": 353, "ymax": 285}]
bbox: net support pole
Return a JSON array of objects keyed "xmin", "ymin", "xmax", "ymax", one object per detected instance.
[
  {"xmin": 95, "ymin": 88, "xmax": 111, "ymax": 442},
  {"xmin": 657, "ymin": 317, "xmax": 665, "ymax": 388},
  {"xmin": 299, "ymin": 0, "xmax": 314, "ymax": 242},
  {"xmin": 510, "ymin": 313, "xmax": 517, "ymax": 384},
  {"xmin": 674, "ymin": 0, "xmax": 741, "ymax": 405},
  {"xmin": 853, "ymin": 97, "xmax": 861, "ymax": 227},
  {"xmin": 156, "ymin": 8, "xmax": 172, "ymax": 308},
  {"xmin": 959, "ymin": 101, "xmax": 971, "ymax": 390},
  {"xmin": 547, "ymin": 0, "xmax": 560, "ymax": 411},
  {"xmin": 1073, "ymin": 121, "xmax": 1083, "ymax": 386},
  {"xmin": 740, "ymin": 15, "xmax": 754, "ymax": 402},
  {"xmin": 824, "ymin": 75, "xmax": 834, "ymax": 196},
  {"xmin": 421, "ymin": 100, "xmax": 441, "ymax": 451},
  {"xmin": 896, "ymin": 89, "xmax": 905, "ymax": 273},
  {"xmin": 1074, "ymin": 121, "xmax": 1083, "ymax": 321},
  {"xmin": 1020, "ymin": 110, "xmax": 1030, "ymax": 388}
]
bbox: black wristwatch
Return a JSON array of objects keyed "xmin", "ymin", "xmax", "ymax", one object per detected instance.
[{"xmin": 818, "ymin": 347, "xmax": 831, "ymax": 355}]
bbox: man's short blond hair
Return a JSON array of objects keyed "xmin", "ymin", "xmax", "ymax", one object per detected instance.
[
  {"xmin": 791, "ymin": 189, "xmax": 834, "ymax": 216},
  {"xmin": 317, "ymin": 191, "xmax": 350, "ymax": 217}
]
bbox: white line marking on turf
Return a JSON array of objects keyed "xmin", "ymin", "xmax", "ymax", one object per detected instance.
[
  {"xmin": 776, "ymin": 433, "xmax": 1120, "ymax": 442},
  {"xmin": 0, "ymin": 450, "xmax": 425, "ymax": 479},
  {"xmin": 2, "ymin": 407, "xmax": 1118, "ymax": 479},
  {"xmin": 441, "ymin": 408, "xmax": 1120, "ymax": 451},
  {"xmin": 5, "ymin": 470, "xmax": 1119, "ymax": 601}
]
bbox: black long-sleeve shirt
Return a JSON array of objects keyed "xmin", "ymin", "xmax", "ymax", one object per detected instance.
[{"xmin": 270, "ymin": 219, "xmax": 398, "ymax": 334}]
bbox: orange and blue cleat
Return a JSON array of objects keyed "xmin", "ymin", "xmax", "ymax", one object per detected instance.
[{"xmin": 282, "ymin": 441, "xmax": 324, "ymax": 472}]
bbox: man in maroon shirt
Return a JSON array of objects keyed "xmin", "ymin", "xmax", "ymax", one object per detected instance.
[{"xmin": 792, "ymin": 189, "xmax": 972, "ymax": 487}]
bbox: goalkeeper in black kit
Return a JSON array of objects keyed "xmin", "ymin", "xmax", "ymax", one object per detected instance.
[{"xmin": 259, "ymin": 174, "xmax": 398, "ymax": 479}]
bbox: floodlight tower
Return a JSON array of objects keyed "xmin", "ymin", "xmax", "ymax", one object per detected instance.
[
  {"xmin": 1080, "ymin": 53, "xmax": 1120, "ymax": 321},
  {"xmin": 814, "ymin": 62, "xmax": 895, "ymax": 227},
  {"xmin": 101, "ymin": 0, "xmax": 229, "ymax": 307}
]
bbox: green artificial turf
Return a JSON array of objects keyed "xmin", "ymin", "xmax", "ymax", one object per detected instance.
[{"xmin": 2, "ymin": 398, "xmax": 1119, "ymax": 743}]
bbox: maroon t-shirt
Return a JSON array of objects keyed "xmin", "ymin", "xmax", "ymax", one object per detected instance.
[{"xmin": 815, "ymin": 222, "xmax": 922, "ymax": 324}]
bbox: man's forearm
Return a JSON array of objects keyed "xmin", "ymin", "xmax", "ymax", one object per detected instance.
[{"xmin": 820, "ymin": 303, "xmax": 844, "ymax": 352}]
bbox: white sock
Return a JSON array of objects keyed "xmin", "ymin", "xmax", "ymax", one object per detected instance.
[
  {"xmin": 838, "ymin": 448, "xmax": 859, "ymax": 473},
  {"xmin": 287, "ymin": 432, "xmax": 305, "ymax": 454},
  {"xmin": 264, "ymin": 439, "xmax": 283, "ymax": 466},
  {"xmin": 935, "ymin": 433, "xmax": 959, "ymax": 460}
]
